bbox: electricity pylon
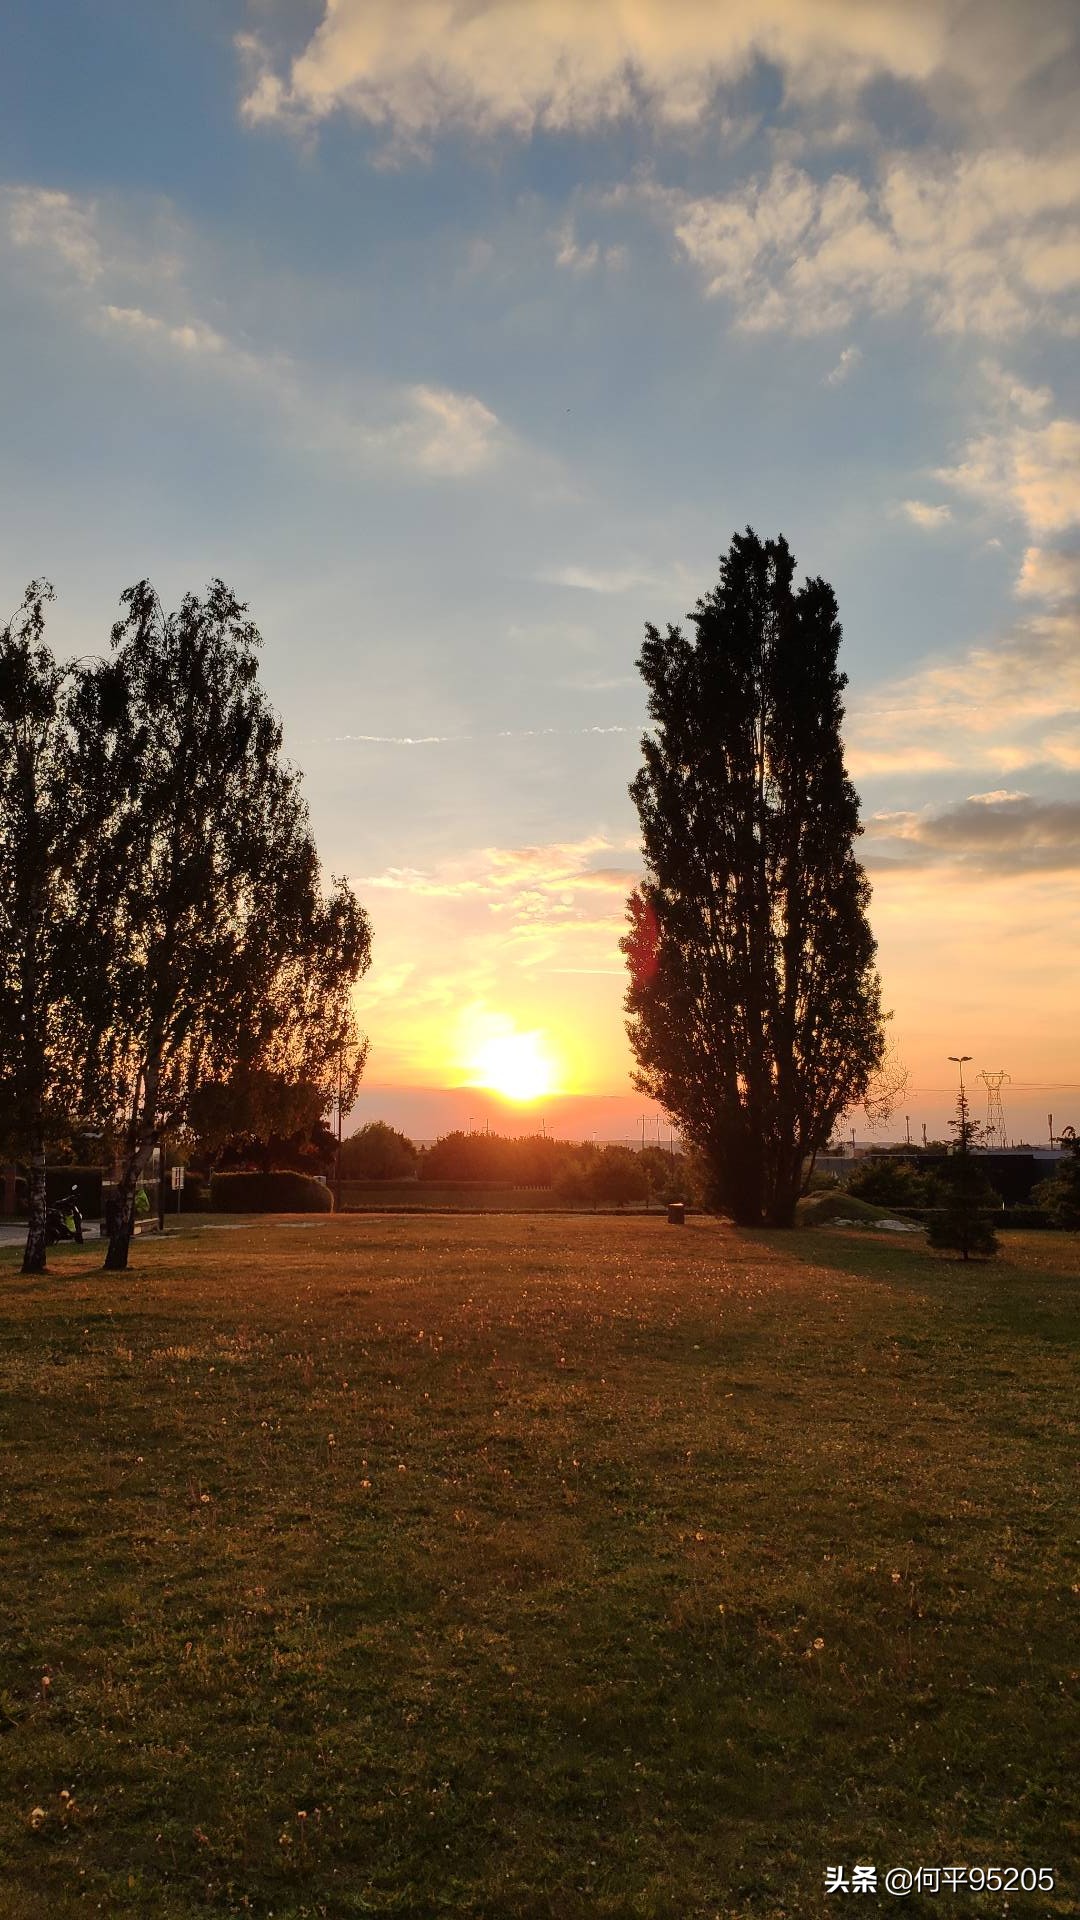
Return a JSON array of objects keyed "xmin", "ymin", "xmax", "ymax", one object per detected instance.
[{"xmin": 979, "ymin": 1070, "xmax": 1010, "ymax": 1149}]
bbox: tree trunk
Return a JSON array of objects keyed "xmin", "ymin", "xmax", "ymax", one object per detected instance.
[
  {"xmin": 104, "ymin": 1154, "xmax": 143, "ymax": 1271},
  {"xmin": 765, "ymin": 1146, "xmax": 804, "ymax": 1228},
  {"xmin": 765, "ymin": 1192, "xmax": 798, "ymax": 1228},
  {"xmin": 105, "ymin": 1052, "xmax": 160, "ymax": 1271},
  {"xmin": 22, "ymin": 1132, "xmax": 48, "ymax": 1274}
]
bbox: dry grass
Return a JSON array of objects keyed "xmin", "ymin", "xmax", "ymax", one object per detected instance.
[{"xmin": 0, "ymin": 1215, "xmax": 1076, "ymax": 1918}]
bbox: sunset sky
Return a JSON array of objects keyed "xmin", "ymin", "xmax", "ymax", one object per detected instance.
[{"xmin": 2, "ymin": 1, "xmax": 1078, "ymax": 1144}]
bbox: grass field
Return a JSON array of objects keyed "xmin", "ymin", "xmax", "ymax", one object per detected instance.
[{"xmin": 0, "ymin": 1215, "xmax": 1077, "ymax": 1919}]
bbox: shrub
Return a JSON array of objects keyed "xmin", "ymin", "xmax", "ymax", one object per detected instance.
[
  {"xmin": 796, "ymin": 1192, "xmax": 894, "ymax": 1227},
  {"xmin": 339, "ymin": 1122, "xmax": 417, "ymax": 1181},
  {"xmin": 210, "ymin": 1171, "xmax": 333, "ymax": 1213},
  {"xmin": 1032, "ymin": 1149, "xmax": 1080, "ymax": 1229},
  {"xmin": 590, "ymin": 1146, "xmax": 648, "ymax": 1208},
  {"xmin": 848, "ymin": 1158, "xmax": 933, "ymax": 1208},
  {"xmin": 806, "ymin": 1170, "xmax": 839, "ymax": 1194},
  {"xmin": 926, "ymin": 1154, "xmax": 1000, "ymax": 1260},
  {"xmin": 421, "ymin": 1132, "xmax": 561, "ymax": 1186}
]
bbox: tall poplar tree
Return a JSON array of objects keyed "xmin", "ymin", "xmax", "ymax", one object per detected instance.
[
  {"xmin": 74, "ymin": 579, "xmax": 372, "ymax": 1270},
  {"xmin": 623, "ymin": 529, "xmax": 885, "ymax": 1227}
]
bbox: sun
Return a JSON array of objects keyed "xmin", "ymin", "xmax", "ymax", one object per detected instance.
[{"xmin": 470, "ymin": 1029, "xmax": 555, "ymax": 1103}]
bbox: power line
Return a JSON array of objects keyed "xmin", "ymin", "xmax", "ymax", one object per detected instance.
[{"xmin": 902, "ymin": 1084, "xmax": 1080, "ymax": 1094}]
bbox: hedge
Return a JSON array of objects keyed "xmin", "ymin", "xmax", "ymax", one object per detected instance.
[
  {"xmin": 45, "ymin": 1165, "xmax": 105, "ymax": 1213},
  {"xmin": 210, "ymin": 1171, "xmax": 334, "ymax": 1214}
]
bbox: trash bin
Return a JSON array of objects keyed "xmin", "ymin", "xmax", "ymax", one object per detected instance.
[{"xmin": 667, "ymin": 1201, "xmax": 686, "ymax": 1225}]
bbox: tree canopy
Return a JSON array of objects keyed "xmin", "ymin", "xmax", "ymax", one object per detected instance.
[
  {"xmin": 70, "ymin": 579, "xmax": 372, "ymax": 1268},
  {"xmin": 339, "ymin": 1121, "xmax": 418, "ymax": 1181},
  {"xmin": 623, "ymin": 529, "xmax": 885, "ymax": 1227},
  {"xmin": 926, "ymin": 1089, "xmax": 1000, "ymax": 1260},
  {"xmin": 0, "ymin": 582, "xmax": 87, "ymax": 1271}
]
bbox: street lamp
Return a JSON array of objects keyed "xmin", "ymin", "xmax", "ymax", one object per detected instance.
[{"xmin": 948, "ymin": 1054, "xmax": 972, "ymax": 1093}]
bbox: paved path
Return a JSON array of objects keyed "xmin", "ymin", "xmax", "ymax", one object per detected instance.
[{"xmin": 0, "ymin": 1220, "xmax": 102, "ymax": 1248}]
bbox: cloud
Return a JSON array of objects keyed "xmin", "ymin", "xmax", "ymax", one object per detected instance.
[
  {"xmin": 627, "ymin": 146, "xmax": 1080, "ymax": 335},
  {"xmin": 552, "ymin": 218, "xmax": 627, "ymax": 273},
  {"xmin": 349, "ymin": 832, "xmax": 641, "ymax": 1084},
  {"xmin": 3, "ymin": 186, "xmax": 103, "ymax": 283},
  {"xmin": 824, "ymin": 343, "xmax": 861, "ymax": 385},
  {"xmin": 359, "ymin": 832, "xmax": 638, "ymax": 916},
  {"xmin": 866, "ymin": 790, "xmax": 1080, "ymax": 873},
  {"xmin": 542, "ymin": 563, "xmax": 660, "ymax": 594},
  {"xmin": 0, "ymin": 184, "xmax": 507, "ymax": 481},
  {"xmin": 554, "ymin": 220, "xmax": 600, "ymax": 272},
  {"xmin": 236, "ymin": 1, "xmax": 1076, "ymax": 138},
  {"xmin": 324, "ymin": 723, "xmax": 630, "ymax": 746},
  {"xmin": 897, "ymin": 498, "xmax": 952, "ymax": 529},
  {"xmin": 848, "ymin": 599, "xmax": 1080, "ymax": 779},
  {"xmin": 102, "ymin": 304, "xmax": 230, "ymax": 356},
  {"xmin": 372, "ymin": 384, "xmax": 502, "ymax": 476},
  {"xmin": 1016, "ymin": 547, "xmax": 1080, "ymax": 602},
  {"xmin": 936, "ymin": 413, "xmax": 1080, "ymax": 536}
]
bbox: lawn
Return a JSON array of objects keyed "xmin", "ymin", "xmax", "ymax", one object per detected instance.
[{"xmin": 0, "ymin": 1215, "xmax": 1076, "ymax": 1919}]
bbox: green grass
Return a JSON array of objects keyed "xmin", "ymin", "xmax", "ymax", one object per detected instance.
[{"xmin": 0, "ymin": 1215, "xmax": 1077, "ymax": 1919}]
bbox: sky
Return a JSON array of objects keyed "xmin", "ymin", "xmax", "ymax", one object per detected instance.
[{"xmin": 2, "ymin": 0, "xmax": 1078, "ymax": 1145}]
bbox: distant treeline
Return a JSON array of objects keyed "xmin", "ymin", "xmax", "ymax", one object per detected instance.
[{"xmin": 340, "ymin": 1123, "xmax": 696, "ymax": 1206}]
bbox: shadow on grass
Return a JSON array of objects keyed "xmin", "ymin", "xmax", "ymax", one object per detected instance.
[{"xmin": 757, "ymin": 1222, "xmax": 1080, "ymax": 1345}]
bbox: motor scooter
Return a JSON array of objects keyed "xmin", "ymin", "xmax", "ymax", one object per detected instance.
[{"xmin": 45, "ymin": 1186, "xmax": 84, "ymax": 1245}]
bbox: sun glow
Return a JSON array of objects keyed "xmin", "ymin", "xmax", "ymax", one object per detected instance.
[{"xmin": 470, "ymin": 1029, "xmax": 556, "ymax": 1103}]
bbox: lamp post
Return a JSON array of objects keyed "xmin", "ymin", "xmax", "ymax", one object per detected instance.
[
  {"xmin": 948, "ymin": 1054, "xmax": 973, "ymax": 1152},
  {"xmin": 948, "ymin": 1054, "xmax": 972, "ymax": 1094}
]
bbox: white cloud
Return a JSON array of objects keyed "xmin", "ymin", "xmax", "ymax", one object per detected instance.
[
  {"xmin": 542, "ymin": 563, "xmax": 659, "ymax": 594},
  {"xmin": 824, "ymin": 343, "xmax": 861, "ymax": 385},
  {"xmin": 0, "ymin": 184, "xmax": 507, "ymax": 482},
  {"xmin": 897, "ymin": 499, "xmax": 952, "ymax": 529},
  {"xmin": 628, "ymin": 146, "xmax": 1080, "ymax": 336},
  {"xmin": 381, "ymin": 385, "xmax": 502, "ymax": 476},
  {"xmin": 235, "ymin": 1, "xmax": 1075, "ymax": 138}
]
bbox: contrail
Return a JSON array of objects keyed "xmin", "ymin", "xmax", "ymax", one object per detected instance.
[{"xmin": 321, "ymin": 725, "xmax": 631, "ymax": 745}]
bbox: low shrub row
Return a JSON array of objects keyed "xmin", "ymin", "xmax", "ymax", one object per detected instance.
[{"xmin": 209, "ymin": 1171, "xmax": 333, "ymax": 1213}]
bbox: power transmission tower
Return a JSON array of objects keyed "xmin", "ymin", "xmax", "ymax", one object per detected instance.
[{"xmin": 979, "ymin": 1070, "xmax": 1010, "ymax": 1149}]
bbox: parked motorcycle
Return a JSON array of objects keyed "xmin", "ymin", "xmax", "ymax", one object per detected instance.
[{"xmin": 45, "ymin": 1186, "xmax": 83, "ymax": 1245}]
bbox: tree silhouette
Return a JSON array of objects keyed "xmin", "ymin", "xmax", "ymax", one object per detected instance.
[
  {"xmin": 339, "ymin": 1121, "xmax": 418, "ymax": 1181},
  {"xmin": 927, "ymin": 1086, "xmax": 1000, "ymax": 1260},
  {"xmin": 1033, "ymin": 1129, "xmax": 1080, "ymax": 1229},
  {"xmin": 72, "ymin": 579, "xmax": 372, "ymax": 1270},
  {"xmin": 623, "ymin": 529, "xmax": 885, "ymax": 1227},
  {"xmin": 0, "ymin": 583, "xmax": 85, "ymax": 1272}
]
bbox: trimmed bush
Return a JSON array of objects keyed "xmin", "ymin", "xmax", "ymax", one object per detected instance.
[
  {"xmin": 796, "ymin": 1192, "xmax": 897, "ymax": 1227},
  {"xmin": 210, "ymin": 1171, "xmax": 333, "ymax": 1214}
]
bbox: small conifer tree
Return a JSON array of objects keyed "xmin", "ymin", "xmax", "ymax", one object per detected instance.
[{"xmin": 927, "ymin": 1085, "xmax": 999, "ymax": 1260}]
